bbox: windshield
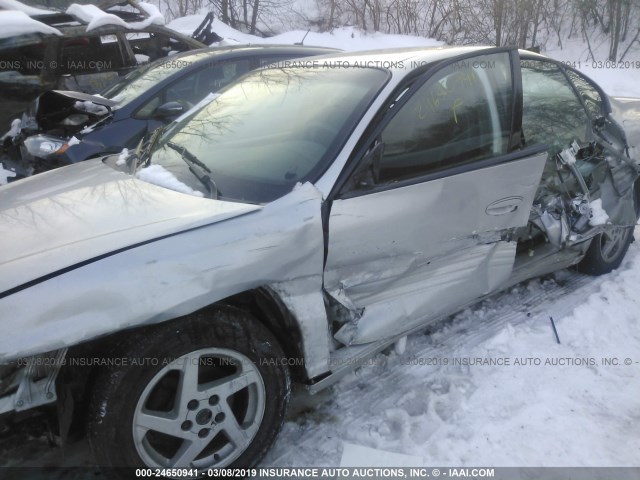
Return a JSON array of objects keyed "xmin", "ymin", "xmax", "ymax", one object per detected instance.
[
  {"xmin": 139, "ymin": 66, "xmax": 389, "ymax": 203},
  {"xmin": 101, "ymin": 56, "xmax": 195, "ymax": 107}
]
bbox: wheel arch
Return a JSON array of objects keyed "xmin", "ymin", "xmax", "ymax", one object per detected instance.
[
  {"xmin": 56, "ymin": 287, "xmax": 310, "ymax": 442},
  {"xmin": 634, "ymin": 177, "xmax": 640, "ymax": 218},
  {"xmin": 221, "ymin": 287, "xmax": 309, "ymax": 383}
]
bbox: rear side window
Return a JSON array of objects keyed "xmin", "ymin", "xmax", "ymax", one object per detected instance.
[
  {"xmin": 378, "ymin": 52, "xmax": 513, "ymax": 183},
  {"xmin": 61, "ymin": 35, "xmax": 128, "ymax": 73},
  {"xmin": 520, "ymin": 59, "xmax": 591, "ymax": 150},
  {"xmin": 0, "ymin": 44, "xmax": 45, "ymax": 75},
  {"xmin": 564, "ymin": 69, "xmax": 604, "ymax": 120}
]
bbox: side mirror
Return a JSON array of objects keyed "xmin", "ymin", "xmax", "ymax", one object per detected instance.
[
  {"xmin": 154, "ymin": 101, "xmax": 185, "ymax": 119},
  {"xmin": 351, "ymin": 141, "xmax": 385, "ymax": 190}
]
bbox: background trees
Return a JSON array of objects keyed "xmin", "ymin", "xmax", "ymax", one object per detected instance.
[{"xmin": 30, "ymin": 0, "xmax": 640, "ymax": 60}]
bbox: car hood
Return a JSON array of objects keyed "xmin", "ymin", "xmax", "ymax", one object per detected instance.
[
  {"xmin": 43, "ymin": 90, "xmax": 119, "ymax": 108},
  {"xmin": 26, "ymin": 90, "xmax": 118, "ymax": 134},
  {"xmin": 0, "ymin": 159, "xmax": 261, "ymax": 295}
]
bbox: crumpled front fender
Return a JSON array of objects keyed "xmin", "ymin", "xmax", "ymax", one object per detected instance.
[{"xmin": 0, "ymin": 182, "xmax": 332, "ymax": 379}]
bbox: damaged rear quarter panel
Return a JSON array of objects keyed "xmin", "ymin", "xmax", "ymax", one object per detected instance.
[{"xmin": 610, "ymin": 96, "xmax": 640, "ymax": 161}]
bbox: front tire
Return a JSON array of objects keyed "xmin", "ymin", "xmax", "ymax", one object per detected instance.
[{"xmin": 87, "ymin": 306, "xmax": 290, "ymax": 478}]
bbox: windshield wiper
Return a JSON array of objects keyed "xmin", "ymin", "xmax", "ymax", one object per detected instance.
[
  {"xmin": 166, "ymin": 141, "xmax": 220, "ymax": 199},
  {"xmin": 129, "ymin": 127, "xmax": 164, "ymax": 173}
]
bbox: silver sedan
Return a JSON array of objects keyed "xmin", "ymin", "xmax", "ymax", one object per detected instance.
[{"xmin": 0, "ymin": 46, "xmax": 639, "ymax": 477}]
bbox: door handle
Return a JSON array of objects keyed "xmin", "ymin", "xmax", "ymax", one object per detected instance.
[
  {"xmin": 485, "ymin": 196, "xmax": 523, "ymax": 216},
  {"xmin": 486, "ymin": 204, "xmax": 518, "ymax": 215}
]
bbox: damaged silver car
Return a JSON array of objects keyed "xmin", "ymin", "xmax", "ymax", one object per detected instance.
[{"xmin": 0, "ymin": 46, "xmax": 639, "ymax": 477}]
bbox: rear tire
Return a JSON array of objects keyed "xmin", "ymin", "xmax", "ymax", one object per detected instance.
[
  {"xmin": 577, "ymin": 226, "xmax": 633, "ymax": 275},
  {"xmin": 87, "ymin": 306, "xmax": 290, "ymax": 479}
]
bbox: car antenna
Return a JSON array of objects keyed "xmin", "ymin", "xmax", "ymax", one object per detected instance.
[{"xmin": 294, "ymin": 30, "xmax": 310, "ymax": 45}]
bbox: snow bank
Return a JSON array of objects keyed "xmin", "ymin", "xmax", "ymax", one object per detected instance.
[
  {"xmin": 271, "ymin": 27, "xmax": 442, "ymax": 51},
  {"xmin": 264, "ymin": 230, "xmax": 640, "ymax": 467},
  {"xmin": 0, "ymin": 10, "xmax": 61, "ymax": 39},
  {"xmin": 66, "ymin": 2, "xmax": 164, "ymax": 32},
  {"xmin": 545, "ymin": 37, "xmax": 640, "ymax": 98},
  {"xmin": 168, "ymin": 15, "xmax": 442, "ymax": 51},
  {"xmin": 168, "ymin": 14, "xmax": 260, "ymax": 44}
]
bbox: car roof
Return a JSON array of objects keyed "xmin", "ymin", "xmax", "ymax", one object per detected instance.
[
  {"xmin": 112, "ymin": 44, "xmax": 342, "ymax": 88},
  {"xmin": 300, "ymin": 45, "xmax": 493, "ymax": 70},
  {"xmin": 162, "ymin": 44, "xmax": 341, "ymax": 63}
]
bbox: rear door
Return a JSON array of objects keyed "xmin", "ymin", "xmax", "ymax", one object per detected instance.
[{"xmin": 324, "ymin": 48, "xmax": 548, "ymax": 345}]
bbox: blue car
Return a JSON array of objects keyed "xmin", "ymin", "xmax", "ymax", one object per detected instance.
[{"xmin": 4, "ymin": 44, "xmax": 337, "ymax": 179}]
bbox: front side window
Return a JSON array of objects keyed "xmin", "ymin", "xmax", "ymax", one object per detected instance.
[
  {"xmin": 134, "ymin": 59, "xmax": 252, "ymax": 119},
  {"xmin": 377, "ymin": 52, "xmax": 513, "ymax": 183},
  {"xmin": 143, "ymin": 67, "xmax": 389, "ymax": 203},
  {"xmin": 187, "ymin": 59, "xmax": 252, "ymax": 96},
  {"xmin": 521, "ymin": 59, "xmax": 591, "ymax": 151},
  {"xmin": 101, "ymin": 53, "xmax": 206, "ymax": 107}
]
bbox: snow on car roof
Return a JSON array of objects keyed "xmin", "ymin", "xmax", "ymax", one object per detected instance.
[
  {"xmin": 0, "ymin": 0, "xmax": 56, "ymax": 15},
  {"xmin": 0, "ymin": 10, "xmax": 61, "ymax": 39},
  {"xmin": 0, "ymin": 0, "xmax": 166, "ymax": 35},
  {"xmin": 65, "ymin": 2, "xmax": 164, "ymax": 32}
]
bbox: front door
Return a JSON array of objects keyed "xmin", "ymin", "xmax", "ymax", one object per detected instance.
[{"xmin": 324, "ymin": 49, "xmax": 547, "ymax": 345}]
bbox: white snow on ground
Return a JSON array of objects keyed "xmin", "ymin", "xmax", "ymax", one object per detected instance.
[
  {"xmin": 262, "ymin": 229, "xmax": 640, "ymax": 468},
  {"xmin": 545, "ymin": 36, "xmax": 640, "ymax": 97},
  {"xmin": 168, "ymin": 15, "xmax": 442, "ymax": 51},
  {"xmin": 168, "ymin": 14, "xmax": 258, "ymax": 44},
  {"xmin": 0, "ymin": 10, "xmax": 61, "ymax": 39},
  {"xmin": 66, "ymin": 2, "xmax": 164, "ymax": 32}
]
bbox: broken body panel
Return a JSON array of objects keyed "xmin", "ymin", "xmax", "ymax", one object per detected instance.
[
  {"xmin": 0, "ymin": 161, "xmax": 331, "ymax": 379},
  {"xmin": 325, "ymin": 151, "xmax": 548, "ymax": 345}
]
